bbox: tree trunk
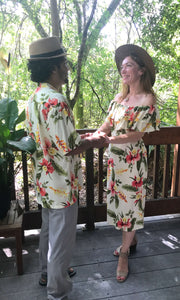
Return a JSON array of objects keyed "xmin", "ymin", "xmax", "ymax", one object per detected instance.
[{"xmin": 50, "ymin": 0, "xmax": 60, "ymax": 37}]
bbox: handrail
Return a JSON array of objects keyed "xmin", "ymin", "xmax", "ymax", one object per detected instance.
[{"xmin": 2, "ymin": 126, "xmax": 180, "ymax": 230}]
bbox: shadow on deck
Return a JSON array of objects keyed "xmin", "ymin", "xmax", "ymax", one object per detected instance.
[{"xmin": 1, "ymin": 215, "xmax": 180, "ymax": 300}]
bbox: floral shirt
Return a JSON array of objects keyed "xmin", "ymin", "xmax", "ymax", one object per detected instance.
[{"xmin": 26, "ymin": 83, "xmax": 82, "ymax": 209}]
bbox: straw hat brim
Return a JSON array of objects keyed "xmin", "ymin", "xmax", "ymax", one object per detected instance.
[{"xmin": 115, "ymin": 44, "xmax": 155, "ymax": 86}]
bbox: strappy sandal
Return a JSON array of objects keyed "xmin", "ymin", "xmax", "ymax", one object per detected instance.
[
  {"xmin": 113, "ymin": 239, "xmax": 137, "ymax": 257},
  {"xmin": 39, "ymin": 267, "xmax": 76, "ymax": 286},
  {"xmin": 116, "ymin": 251, "xmax": 129, "ymax": 283}
]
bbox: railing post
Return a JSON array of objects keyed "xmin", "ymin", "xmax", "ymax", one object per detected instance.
[
  {"xmin": 98, "ymin": 148, "xmax": 104, "ymax": 204},
  {"xmin": 22, "ymin": 152, "xmax": 29, "ymax": 211},
  {"xmin": 171, "ymin": 80, "xmax": 180, "ymax": 196},
  {"xmin": 85, "ymin": 148, "xmax": 95, "ymax": 230}
]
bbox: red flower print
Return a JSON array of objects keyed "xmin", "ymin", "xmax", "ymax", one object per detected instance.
[
  {"xmin": 110, "ymin": 181, "xmax": 116, "ymax": 196},
  {"xmin": 35, "ymin": 86, "xmax": 41, "ymax": 93},
  {"xmin": 110, "ymin": 118, "xmax": 114, "ymax": 126},
  {"xmin": 44, "ymin": 102, "xmax": 50, "ymax": 109},
  {"xmin": 149, "ymin": 105, "xmax": 155, "ymax": 114},
  {"xmin": 59, "ymin": 102, "xmax": 71, "ymax": 117},
  {"xmin": 43, "ymin": 138, "xmax": 58, "ymax": 158},
  {"xmin": 108, "ymin": 158, "xmax": 114, "ymax": 167},
  {"xmin": 40, "ymin": 158, "xmax": 54, "ymax": 175},
  {"xmin": 116, "ymin": 218, "xmax": 131, "ymax": 229},
  {"xmin": 29, "ymin": 132, "xmax": 35, "ymax": 140},
  {"xmin": 48, "ymin": 98, "xmax": 58, "ymax": 106},
  {"xmin": 65, "ymin": 201, "xmax": 71, "ymax": 207},
  {"xmin": 129, "ymin": 112, "xmax": 135, "ymax": 121},
  {"xmin": 42, "ymin": 108, "xmax": 49, "ymax": 120},
  {"xmin": 132, "ymin": 176, "xmax": 143, "ymax": 188},
  {"xmin": 36, "ymin": 179, "xmax": 46, "ymax": 196},
  {"xmin": 126, "ymin": 150, "xmax": 140, "ymax": 164}
]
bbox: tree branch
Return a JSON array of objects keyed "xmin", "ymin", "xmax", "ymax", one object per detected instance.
[
  {"xmin": 71, "ymin": 0, "xmax": 97, "ymax": 108},
  {"xmin": 16, "ymin": 0, "xmax": 48, "ymax": 37}
]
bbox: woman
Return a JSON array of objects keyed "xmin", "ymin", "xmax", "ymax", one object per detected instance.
[
  {"xmin": 93, "ymin": 44, "xmax": 160, "ymax": 282},
  {"xmin": 67, "ymin": 44, "xmax": 160, "ymax": 283}
]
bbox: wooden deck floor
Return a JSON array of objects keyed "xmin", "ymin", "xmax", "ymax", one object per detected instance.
[{"xmin": 1, "ymin": 215, "xmax": 180, "ymax": 300}]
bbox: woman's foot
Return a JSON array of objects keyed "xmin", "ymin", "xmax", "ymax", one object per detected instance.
[
  {"xmin": 113, "ymin": 237, "xmax": 137, "ymax": 257},
  {"xmin": 116, "ymin": 251, "xmax": 129, "ymax": 283}
]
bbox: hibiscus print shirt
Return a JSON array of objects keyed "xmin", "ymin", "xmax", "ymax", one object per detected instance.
[{"xmin": 26, "ymin": 83, "xmax": 82, "ymax": 209}]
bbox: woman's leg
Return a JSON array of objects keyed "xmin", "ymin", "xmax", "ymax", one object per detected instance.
[{"xmin": 116, "ymin": 230, "xmax": 136, "ymax": 281}]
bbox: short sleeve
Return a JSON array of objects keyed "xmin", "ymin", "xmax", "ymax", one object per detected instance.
[{"xmin": 38, "ymin": 93, "xmax": 81, "ymax": 155}]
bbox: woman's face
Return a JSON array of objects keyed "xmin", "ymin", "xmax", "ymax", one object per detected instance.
[{"xmin": 120, "ymin": 56, "xmax": 144, "ymax": 85}]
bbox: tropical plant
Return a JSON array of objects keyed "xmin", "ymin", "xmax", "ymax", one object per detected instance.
[{"xmin": 0, "ymin": 50, "xmax": 36, "ymax": 219}]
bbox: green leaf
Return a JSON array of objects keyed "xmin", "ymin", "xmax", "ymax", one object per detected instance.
[
  {"xmin": 0, "ymin": 98, "xmax": 19, "ymax": 130},
  {"xmin": 122, "ymin": 184, "xmax": 138, "ymax": 192},
  {"xmin": 50, "ymin": 160, "xmax": 68, "ymax": 176},
  {"xmin": 7, "ymin": 136, "xmax": 36, "ymax": 154},
  {"xmin": 15, "ymin": 109, "xmax": 26, "ymax": 125},
  {"xmin": 10, "ymin": 129, "xmax": 25, "ymax": 141},
  {"xmin": 115, "ymin": 194, "xmax": 119, "ymax": 209},
  {"xmin": 107, "ymin": 209, "xmax": 116, "ymax": 219},
  {"xmin": 111, "ymin": 146, "xmax": 125, "ymax": 156}
]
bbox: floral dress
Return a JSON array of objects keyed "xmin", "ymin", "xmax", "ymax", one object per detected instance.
[
  {"xmin": 26, "ymin": 83, "xmax": 82, "ymax": 209},
  {"xmin": 106, "ymin": 101, "xmax": 160, "ymax": 231}
]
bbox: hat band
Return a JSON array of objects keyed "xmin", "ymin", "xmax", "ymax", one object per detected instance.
[{"xmin": 30, "ymin": 48, "xmax": 64, "ymax": 59}]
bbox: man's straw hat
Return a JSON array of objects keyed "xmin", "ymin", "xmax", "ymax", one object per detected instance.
[
  {"xmin": 115, "ymin": 44, "xmax": 155, "ymax": 86},
  {"xmin": 28, "ymin": 37, "xmax": 67, "ymax": 61}
]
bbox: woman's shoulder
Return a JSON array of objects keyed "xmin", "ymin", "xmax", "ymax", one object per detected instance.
[{"xmin": 142, "ymin": 93, "xmax": 156, "ymax": 106}]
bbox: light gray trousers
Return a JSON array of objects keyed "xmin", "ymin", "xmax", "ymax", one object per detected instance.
[{"xmin": 39, "ymin": 201, "xmax": 78, "ymax": 300}]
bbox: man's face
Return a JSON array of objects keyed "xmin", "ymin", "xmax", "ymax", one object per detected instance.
[{"xmin": 56, "ymin": 59, "xmax": 69, "ymax": 85}]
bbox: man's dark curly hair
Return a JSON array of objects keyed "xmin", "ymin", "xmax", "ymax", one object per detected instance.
[{"xmin": 27, "ymin": 56, "xmax": 66, "ymax": 83}]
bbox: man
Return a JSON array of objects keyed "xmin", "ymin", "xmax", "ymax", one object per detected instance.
[{"xmin": 26, "ymin": 37, "xmax": 105, "ymax": 300}]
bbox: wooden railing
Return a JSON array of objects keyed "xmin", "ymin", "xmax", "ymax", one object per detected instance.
[{"xmin": 5, "ymin": 127, "xmax": 180, "ymax": 230}]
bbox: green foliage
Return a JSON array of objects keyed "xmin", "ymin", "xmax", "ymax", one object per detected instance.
[
  {"xmin": 0, "ymin": 0, "xmax": 179, "ymax": 128},
  {"xmin": 0, "ymin": 97, "xmax": 36, "ymax": 155}
]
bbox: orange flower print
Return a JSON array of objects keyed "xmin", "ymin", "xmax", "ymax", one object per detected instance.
[
  {"xmin": 40, "ymin": 158, "xmax": 54, "ymax": 175},
  {"xmin": 116, "ymin": 217, "xmax": 131, "ymax": 229},
  {"xmin": 56, "ymin": 135, "xmax": 69, "ymax": 152},
  {"xmin": 132, "ymin": 176, "xmax": 143, "ymax": 188}
]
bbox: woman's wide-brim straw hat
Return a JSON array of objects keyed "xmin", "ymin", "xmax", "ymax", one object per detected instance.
[
  {"xmin": 28, "ymin": 37, "xmax": 67, "ymax": 61},
  {"xmin": 115, "ymin": 44, "xmax": 155, "ymax": 86}
]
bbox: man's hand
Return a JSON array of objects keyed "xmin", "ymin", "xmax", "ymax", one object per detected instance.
[{"xmin": 65, "ymin": 134, "xmax": 107, "ymax": 156}]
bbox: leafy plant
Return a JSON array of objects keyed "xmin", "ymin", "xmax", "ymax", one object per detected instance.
[{"xmin": 0, "ymin": 97, "xmax": 36, "ymax": 219}]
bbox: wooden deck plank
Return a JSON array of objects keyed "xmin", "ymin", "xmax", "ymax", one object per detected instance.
[{"xmin": 0, "ymin": 217, "xmax": 180, "ymax": 300}]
